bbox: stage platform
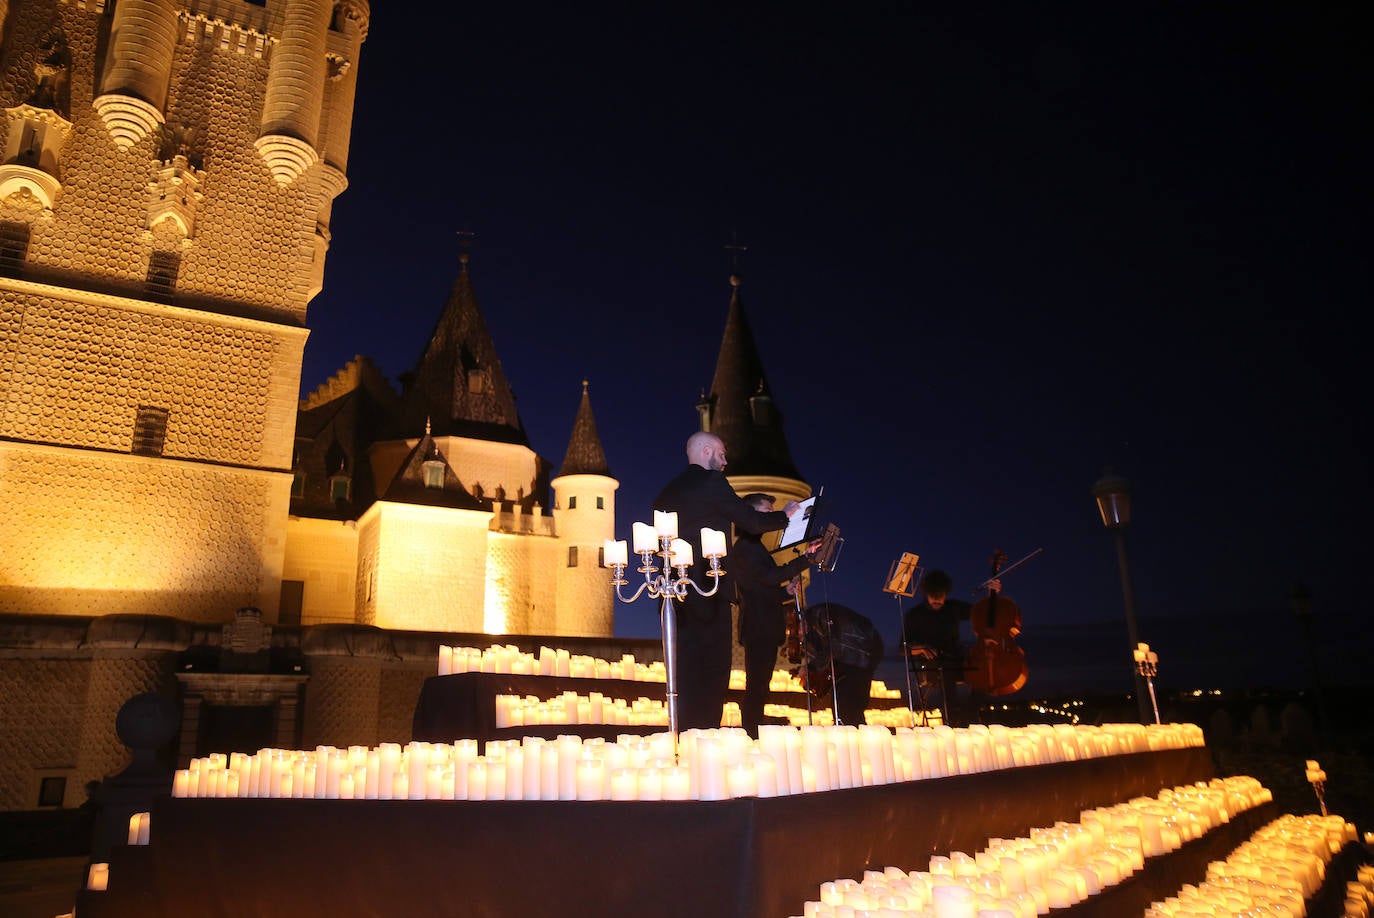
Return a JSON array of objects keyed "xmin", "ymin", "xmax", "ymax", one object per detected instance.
[{"xmin": 69, "ymin": 744, "xmax": 1373, "ymax": 918}]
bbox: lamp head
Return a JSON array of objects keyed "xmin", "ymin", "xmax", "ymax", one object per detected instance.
[{"xmin": 1092, "ymin": 470, "xmax": 1131, "ymax": 528}]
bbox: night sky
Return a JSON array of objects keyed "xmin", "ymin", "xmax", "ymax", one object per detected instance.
[{"xmin": 301, "ymin": 6, "xmax": 1369, "ymax": 693}]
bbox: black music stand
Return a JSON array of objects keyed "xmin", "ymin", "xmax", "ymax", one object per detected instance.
[{"xmin": 883, "ymin": 553, "xmax": 941, "ymax": 727}]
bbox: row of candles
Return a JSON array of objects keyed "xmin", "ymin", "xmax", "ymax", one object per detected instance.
[
  {"xmin": 1146, "ymin": 812, "xmax": 1362, "ymax": 917},
  {"xmin": 438, "ymin": 643, "xmax": 657, "ymax": 680},
  {"xmin": 171, "ymin": 722, "xmax": 1204, "ymax": 804},
  {"xmin": 493, "ymin": 692, "xmax": 832, "ymax": 729},
  {"xmin": 790, "ymin": 775, "xmax": 1279, "ymax": 917},
  {"xmin": 492, "ymin": 692, "xmax": 912, "ymax": 730},
  {"xmin": 436, "ymin": 641, "xmax": 903, "ymax": 701}
]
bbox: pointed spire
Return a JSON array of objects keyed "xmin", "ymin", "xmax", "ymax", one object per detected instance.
[
  {"xmin": 559, "ymin": 379, "xmax": 612, "ymax": 477},
  {"xmin": 702, "ymin": 273, "xmax": 803, "ymax": 480},
  {"xmin": 399, "ymin": 250, "xmax": 527, "ymax": 444}
]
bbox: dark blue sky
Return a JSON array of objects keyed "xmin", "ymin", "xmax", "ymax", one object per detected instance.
[{"xmin": 302, "ymin": 6, "xmax": 1370, "ymax": 690}]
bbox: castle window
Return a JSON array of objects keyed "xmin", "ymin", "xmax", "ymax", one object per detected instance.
[
  {"xmin": 131, "ymin": 406, "xmax": 169, "ymax": 455},
  {"xmin": 568, "ymin": 546, "xmax": 578, "ymax": 567},
  {"xmin": 330, "ymin": 475, "xmax": 351, "ymax": 502},
  {"xmin": 596, "ymin": 496, "xmax": 605, "ymax": 510},
  {"xmin": 0, "ymin": 222, "xmax": 30, "ymax": 273},
  {"xmin": 147, "ymin": 251, "xmax": 180, "ymax": 298},
  {"xmin": 37, "ymin": 776, "xmax": 66, "ymax": 807},
  {"xmin": 568, "ymin": 496, "xmax": 577, "ymax": 510},
  {"xmin": 291, "ymin": 472, "xmax": 306, "ymax": 498}
]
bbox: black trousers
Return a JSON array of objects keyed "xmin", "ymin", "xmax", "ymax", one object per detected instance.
[{"xmin": 741, "ymin": 639, "xmax": 781, "ymax": 737}]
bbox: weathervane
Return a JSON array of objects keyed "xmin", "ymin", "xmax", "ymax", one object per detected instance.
[
  {"xmin": 456, "ymin": 227, "xmax": 477, "ymax": 264},
  {"xmin": 724, "ymin": 230, "xmax": 747, "ymax": 273}
]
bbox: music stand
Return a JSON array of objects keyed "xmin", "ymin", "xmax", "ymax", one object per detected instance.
[
  {"xmin": 883, "ymin": 552, "xmax": 937, "ymax": 727},
  {"xmin": 777, "ymin": 491, "xmax": 832, "ymax": 550}
]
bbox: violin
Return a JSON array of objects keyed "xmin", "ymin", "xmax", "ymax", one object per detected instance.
[{"xmin": 963, "ymin": 549, "xmax": 1029, "ymax": 696}]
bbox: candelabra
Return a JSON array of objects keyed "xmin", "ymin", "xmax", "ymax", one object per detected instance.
[
  {"xmin": 604, "ymin": 512, "xmax": 727, "ymax": 757},
  {"xmin": 1305, "ymin": 760, "xmax": 1328, "ymax": 816},
  {"xmin": 1133, "ymin": 642, "xmax": 1160, "ymax": 725}
]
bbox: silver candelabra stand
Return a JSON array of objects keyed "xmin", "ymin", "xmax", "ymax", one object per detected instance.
[
  {"xmin": 1134, "ymin": 642, "xmax": 1161, "ymax": 725},
  {"xmin": 605, "ymin": 517, "xmax": 726, "ymax": 758}
]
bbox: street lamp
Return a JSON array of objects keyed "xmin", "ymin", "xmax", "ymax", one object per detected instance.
[
  {"xmin": 1291, "ymin": 581, "xmax": 1327, "ymax": 734},
  {"xmin": 1093, "ymin": 470, "xmax": 1153, "ymax": 724}
]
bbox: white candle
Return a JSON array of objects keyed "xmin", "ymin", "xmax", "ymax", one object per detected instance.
[
  {"xmin": 637, "ymin": 766, "xmax": 662, "ymax": 801},
  {"xmin": 668, "ymin": 538, "xmax": 693, "ymax": 567},
  {"xmin": 603, "ymin": 539, "xmax": 628, "ymax": 567},
  {"xmin": 610, "ymin": 767, "xmax": 636, "ymax": 801},
  {"xmin": 632, "ymin": 522, "xmax": 658, "ymax": 554},
  {"xmin": 86, "ymin": 862, "xmax": 109, "ymax": 892},
  {"xmin": 700, "ymin": 527, "xmax": 727, "ymax": 558},
  {"xmin": 466, "ymin": 760, "xmax": 487, "ymax": 800},
  {"xmin": 339, "ymin": 772, "xmax": 355, "ymax": 800},
  {"xmin": 931, "ymin": 882, "xmax": 974, "ymax": 918},
  {"xmin": 654, "ymin": 510, "xmax": 678, "ymax": 539},
  {"xmin": 726, "ymin": 761, "xmax": 757, "ymax": 798},
  {"xmin": 485, "ymin": 759, "xmax": 507, "ymax": 800},
  {"xmin": 663, "ymin": 765, "xmax": 690, "ymax": 800},
  {"xmin": 173, "ymin": 770, "xmax": 189, "ymax": 797},
  {"xmin": 557, "ymin": 735, "xmax": 582, "ymax": 800},
  {"xmin": 576, "ymin": 756, "xmax": 605, "ymax": 800},
  {"xmin": 696, "ymin": 734, "xmax": 727, "ymax": 800},
  {"xmin": 750, "ymin": 750, "xmax": 779, "ymax": 798},
  {"xmin": 127, "ymin": 813, "xmax": 143, "ymax": 846}
]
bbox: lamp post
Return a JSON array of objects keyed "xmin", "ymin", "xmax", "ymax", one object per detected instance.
[
  {"xmin": 1291, "ymin": 581, "xmax": 1328, "ymax": 735},
  {"xmin": 1093, "ymin": 470, "xmax": 1153, "ymax": 724}
]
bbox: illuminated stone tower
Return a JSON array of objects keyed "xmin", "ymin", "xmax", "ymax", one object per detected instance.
[
  {"xmin": 551, "ymin": 380, "xmax": 617, "ymax": 636},
  {"xmin": 0, "ymin": 0, "xmax": 370, "ymax": 621}
]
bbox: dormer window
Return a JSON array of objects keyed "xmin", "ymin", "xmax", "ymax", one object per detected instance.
[
  {"xmin": 750, "ymin": 387, "xmax": 773, "ymax": 425},
  {"xmin": 467, "ymin": 369, "xmax": 487, "ymax": 394},
  {"xmin": 422, "ymin": 459, "xmax": 444, "ymax": 489}
]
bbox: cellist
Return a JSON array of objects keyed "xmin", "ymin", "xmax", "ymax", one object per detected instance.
[
  {"xmin": 902, "ymin": 569, "xmax": 1000, "ymax": 727},
  {"xmin": 733, "ymin": 493, "xmax": 821, "ymax": 738}
]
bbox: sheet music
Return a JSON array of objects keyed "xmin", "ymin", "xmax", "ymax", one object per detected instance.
[{"xmin": 778, "ymin": 495, "xmax": 817, "ymax": 549}]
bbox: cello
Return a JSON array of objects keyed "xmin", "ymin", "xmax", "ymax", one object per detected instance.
[
  {"xmin": 784, "ymin": 574, "xmax": 833, "ymax": 700},
  {"xmin": 963, "ymin": 550, "xmax": 1029, "ymax": 696}
]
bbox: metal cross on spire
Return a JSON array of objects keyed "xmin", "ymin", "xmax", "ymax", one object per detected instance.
[
  {"xmin": 456, "ymin": 227, "xmax": 477, "ymax": 266},
  {"xmin": 724, "ymin": 230, "xmax": 748, "ymax": 273}
]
